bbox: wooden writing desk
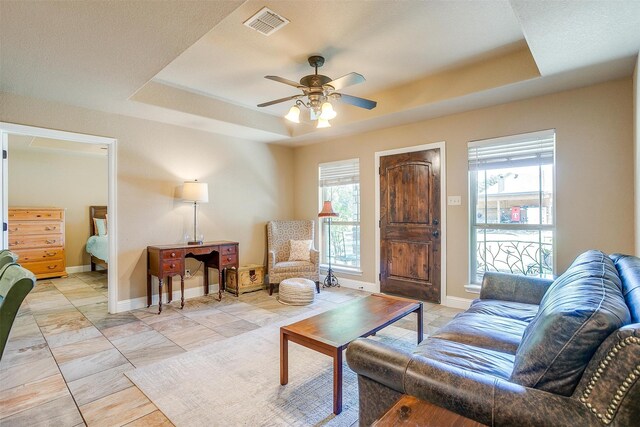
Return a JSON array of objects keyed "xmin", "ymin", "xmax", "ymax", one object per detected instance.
[{"xmin": 146, "ymin": 241, "xmax": 238, "ymax": 313}]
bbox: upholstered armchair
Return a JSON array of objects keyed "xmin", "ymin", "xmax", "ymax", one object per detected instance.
[{"xmin": 266, "ymin": 220, "xmax": 320, "ymax": 295}]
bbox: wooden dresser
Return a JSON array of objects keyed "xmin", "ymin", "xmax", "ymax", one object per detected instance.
[{"xmin": 8, "ymin": 207, "xmax": 67, "ymax": 279}]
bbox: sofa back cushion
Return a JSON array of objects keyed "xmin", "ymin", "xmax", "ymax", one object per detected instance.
[
  {"xmin": 510, "ymin": 250, "xmax": 631, "ymax": 396},
  {"xmin": 609, "ymin": 253, "xmax": 640, "ymax": 323}
]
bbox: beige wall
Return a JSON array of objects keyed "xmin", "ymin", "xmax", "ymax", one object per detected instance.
[
  {"xmin": 7, "ymin": 143, "xmax": 108, "ymax": 267},
  {"xmin": 634, "ymin": 53, "xmax": 640, "ymax": 256},
  {"xmin": 293, "ymin": 78, "xmax": 634, "ymax": 299},
  {"xmin": 0, "ymin": 92, "xmax": 295, "ymax": 302}
]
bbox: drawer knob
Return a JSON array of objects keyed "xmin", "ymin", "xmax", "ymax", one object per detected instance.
[
  {"xmin": 45, "ymin": 240, "xmax": 56, "ymax": 244},
  {"xmin": 171, "ymin": 252, "xmax": 176, "ymax": 257},
  {"xmin": 46, "ymin": 252, "xmax": 56, "ymax": 256},
  {"xmin": 9, "ymin": 228, "xmax": 17, "ymax": 232},
  {"xmin": 170, "ymin": 264, "xmax": 176, "ymax": 269},
  {"xmin": 45, "ymin": 226, "xmax": 57, "ymax": 231},
  {"xmin": 226, "ymin": 257, "xmax": 232, "ymax": 262},
  {"xmin": 47, "ymin": 265, "xmax": 57, "ymax": 270}
]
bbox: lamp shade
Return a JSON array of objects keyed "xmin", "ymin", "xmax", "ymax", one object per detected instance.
[
  {"xmin": 182, "ymin": 181, "xmax": 209, "ymax": 203},
  {"xmin": 318, "ymin": 200, "xmax": 338, "ymax": 217}
]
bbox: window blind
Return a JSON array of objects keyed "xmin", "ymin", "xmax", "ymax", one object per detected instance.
[
  {"xmin": 319, "ymin": 158, "xmax": 359, "ymax": 187},
  {"xmin": 469, "ymin": 129, "xmax": 555, "ymax": 170}
]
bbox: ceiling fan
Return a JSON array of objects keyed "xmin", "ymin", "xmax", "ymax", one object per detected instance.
[{"xmin": 257, "ymin": 55, "xmax": 377, "ymax": 128}]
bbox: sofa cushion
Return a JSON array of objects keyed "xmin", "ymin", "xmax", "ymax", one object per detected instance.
[
  {"xmin": 511, "ymin": 250, "xmax": 631, "ymax": 396},
  {"xmin": 468, "ymin": 299, "xmax": 539, "ymax": 323},
  {"xmin": 430, "ymin": 312, "xmax": 528, "ymax": 354},
  {"xmin": 414, "ymin": 338, "xmax": 514, "ymax": 380},
  {"xmin": 610, "ymin": 253, "xmax": 640, "ymax": 323}
]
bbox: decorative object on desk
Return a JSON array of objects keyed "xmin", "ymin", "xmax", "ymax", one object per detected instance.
[
  {"xmin": 318, "ymin": 200, "xmax": 339, "ymax": 288},
  {"xmin": 225, "ymin": 264, "xmax": 265, "ymax": 296},
  {"xmin": 182, "ymin": 180, "xmax": 209, "ymax": 245}
]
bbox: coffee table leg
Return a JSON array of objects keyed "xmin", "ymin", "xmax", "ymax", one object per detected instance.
[
  {"xmin": 333, "ymin": 348, "xmax": 343, "ymax": 415},
  {"xmin": 280, "ymin": 329, "xmax": 288, "ymax": 385},
  {"xmin": 416, "ymin": 304, "xmax": 423, "ymax": 344}
]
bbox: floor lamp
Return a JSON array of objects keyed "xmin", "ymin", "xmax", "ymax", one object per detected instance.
[
  {"xmin": 318, "ymin": 200, "xmax": 339, "ymax": 288},
  {"xmin": 183, "ymin": 180, "xmax": 209, "ymax": 245}
]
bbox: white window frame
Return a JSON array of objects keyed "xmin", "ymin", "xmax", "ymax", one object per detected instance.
[
  {"xmin": 467, "ymin": 129, "xmax": 556, "ymax": 292},
  {"xmin": 318, "ymin": 158, "xmax": 362, "ymax": 274}
]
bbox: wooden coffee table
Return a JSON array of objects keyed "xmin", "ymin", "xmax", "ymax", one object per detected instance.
[{"xmin": 280, "ymin": 293, "xmax": 423, "ymax": 415}]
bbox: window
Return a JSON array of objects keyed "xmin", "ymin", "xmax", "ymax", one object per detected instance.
[
  {"xmin": 469, "ymin": 130, "xmax": 555, "ymax": 284},
  {"xmin": 319, "ymin": 159, "xmax": 360, "ymax": 271}
]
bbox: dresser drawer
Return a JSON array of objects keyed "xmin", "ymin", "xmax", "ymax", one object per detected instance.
[
  {"xmin": 14, "ymin": 248, "xmax": 64, "ymax": 262},
  {"xmin": 8, "ymin": 209, "xmax": 63, "ymax": 221},
  {"xmin": 161, "ymin": 260, "xmax": 184, "ymax": 275},
  {"xmin": 162, "ymin": 249, "xmax": 185, "ymax": 260},
  {"xmin": 221, "ymin": 253, "xmax": 237, "ymax": 267},
  {"xmin": 22, "ymin": 259, "xmax": 66, "ymax": 276},
  {"xmin": 220, "ymin": 244, "xmax": 237, "ymax": 255},
  {"xmin": 9, "ymin": 235, "xmax": 64, "ymax": 249},
  {"xmin": 8, "ymin": 221, "xmax": 63, "ymax": 236}
]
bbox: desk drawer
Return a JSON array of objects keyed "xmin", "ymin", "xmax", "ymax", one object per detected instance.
[
  {"xmin": 162, "ymin": 249, "xmax": 184, "ymax": 260},
  {"xmin": 221, "ymin": 253, "xmax": 237, "ymax": 267},
  {"xmin": 9, "ymin": 235, "xmax": 64, "ymax": 249},
  {"xmin": 9, "ymin": 209, "xmax": 63, "ymax": 221},
  {"xmin": 162, "ymin": 260, "xmax": 184, "ymax": 275},
  {"xmin": 14, "ymin": 248, "xmax": 64, "ymax": 262},
  {"xmin": 220, "ymin": 245, "xmax": 237, "ymax": 255}
]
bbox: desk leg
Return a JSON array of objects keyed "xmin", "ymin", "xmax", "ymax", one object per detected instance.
[
  {"xmin": 217, "ymin": 269, "xmax": 223, "ymax": 301},
  {"xmin": 158, "ymin": 278, "xmax": 163, "ymax": 314},
  {"xmin": 280, "ymin": 329, "xmax": 288, "ymax": 385},
  {"xmin": 146, "ymin": 274, "xmax": 152, "ymax": 308},
  {"xmin": 416, "ymin": 304, "xmax": 423, "ymax": 344},
  {"xmin": 167, "ymin": 276, "xmax": 173, "ymax": 303},
  {"xmin": 333, "ymin": 348, "xmax": 343, "ymax": 415},
  {"xmin": 180, "ymin": 275, "xmax": 185, "ymax": 309},
  {"xmin": 204, "ymin": 265, "xmax": 209, "ymax": 295}
]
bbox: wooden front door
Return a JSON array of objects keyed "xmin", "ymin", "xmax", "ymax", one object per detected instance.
[{"xmin": 380, "ymin": 149, "xmax": 441, "ymax": 303}]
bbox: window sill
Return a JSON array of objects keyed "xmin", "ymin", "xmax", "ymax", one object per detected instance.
[
  {"xmin": 320, "ymin": 265, "xmax": 363, "ymax": 276},
  {"xmin": 465, "ymin": 283, "xmax": 481, "ymax": 294}
]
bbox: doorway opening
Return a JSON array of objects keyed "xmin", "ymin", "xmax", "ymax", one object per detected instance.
[{"xmin": 0, "ymin": 123, "xmax": 118, "ymax": 313}]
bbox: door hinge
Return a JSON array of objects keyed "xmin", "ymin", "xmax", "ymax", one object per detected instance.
[
  {"xmin": 378, "ymin": 220, "xmax": 381, "ymax": 227},
  {"xmin": 2, "ymin": 222, "xmax": 6, "ymax": 232},
  {"xmin": 379, "ymin": 166, "xmax": 381, "ymax": 175},
  {"xmin": 379, "ymin": 273, "xmax": 381, "ymax": 281},
  {"xmin": 2, "ymin": 150, "xmax": 6, "ymax": 159}
]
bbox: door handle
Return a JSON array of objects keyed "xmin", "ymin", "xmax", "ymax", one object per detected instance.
[{"xmin": 432, "ymin": 230, "xmax": 440, "ymax": 238}]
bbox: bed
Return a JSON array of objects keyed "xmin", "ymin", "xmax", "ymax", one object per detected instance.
[{"xmin": 87, "ymin": 205, "xmax": 108, "ymax": 271}]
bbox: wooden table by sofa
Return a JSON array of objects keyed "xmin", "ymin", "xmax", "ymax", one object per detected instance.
[
  {"xmin": 373, "ymin": 395, "xmax": 485, "ymax": 426},
  {"xmin": 280, "ymin": 293, "xmax": 423, "ymax": 415},
  {"xmin": 147, "ymin": 241, "xmax": 238, "ymax": 313}
]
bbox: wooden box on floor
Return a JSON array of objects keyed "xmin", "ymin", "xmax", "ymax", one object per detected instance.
[
  {"xmin": 8, "ymin": 207, "xmax": 67, "ymax": 279},
  {"xmin": 225, "ymin": 264, "xmax": 265, "ymax": 295}
]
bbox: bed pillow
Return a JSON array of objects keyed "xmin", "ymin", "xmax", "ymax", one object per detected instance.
[
  {"xmin": 93, "ymin": 218, "xmax": 107, "ymax": 236},
  {"xmin": 289, "ymin": 240, "xmax": 312, "ymax": 262}
]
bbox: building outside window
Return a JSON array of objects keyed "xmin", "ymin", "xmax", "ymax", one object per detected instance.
[
  {"xmin": 318, "ymin": 159, "xmax": 361, "ymax": 272},
  {"xmin": 468, "ymin": 130, "xmax": 555, "ymax": 285}
]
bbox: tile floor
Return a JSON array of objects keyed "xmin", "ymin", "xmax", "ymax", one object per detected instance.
[{"xmin": 0, "ymin": 272, "xmax": 462, "ymax": 426}]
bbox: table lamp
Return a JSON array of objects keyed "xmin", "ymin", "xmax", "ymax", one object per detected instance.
[
  {"xmin": 183, "ymin": 180, "xmax": 209, "ymax": 245},
  {"xmin": 318, "ymin": 200, "xmax": 339, "ymax": 287}
]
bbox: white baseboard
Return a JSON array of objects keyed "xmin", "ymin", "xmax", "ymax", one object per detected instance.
[
  {"xmin": 443, "ymin": 296, "xmax": 474, "ymax": 309},
  {"xmin": 66, "ymin": 265, "xmax": 92, "ymax": 274},
  {"xmin": 320, "ymin": 274, "xmax": 378, "ymax": 293},
  {"xmin": 116, "ymin": 284, "xmax": 220, "ymax": 313}
]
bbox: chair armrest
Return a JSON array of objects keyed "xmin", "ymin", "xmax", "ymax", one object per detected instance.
[
  {"xmin": 479, "ymin": 272, "xmax": 553, "ymax": 305},
  {"xmin": 347, "ymin": 338, "xmax": 596, "ymax": 427},
  {"xmin": 267, "ymin": 251, "xmax": 276, "ymax": 271},
  {"xmin": 309, "ymin": 248, "xmax": 319, "ymax": 266}
]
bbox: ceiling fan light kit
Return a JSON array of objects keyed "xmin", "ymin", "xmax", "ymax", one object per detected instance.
[{"xmin": 259, "ymin": 55, "xmax": 377, "ymax": 129}]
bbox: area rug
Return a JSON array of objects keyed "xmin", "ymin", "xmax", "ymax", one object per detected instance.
[{"xmin": 126, "ymin": 309, "xmax": 417, "ymax": 426}]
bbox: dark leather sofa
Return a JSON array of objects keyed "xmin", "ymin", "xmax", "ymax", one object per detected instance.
[{"xmin": 346, "ymin": 250, "xmax": 639, "ymax": 426}]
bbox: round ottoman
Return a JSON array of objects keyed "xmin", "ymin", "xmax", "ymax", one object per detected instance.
[{"xmin": 278, "ymin": 278, "xmax": 316, "ymax": 305}]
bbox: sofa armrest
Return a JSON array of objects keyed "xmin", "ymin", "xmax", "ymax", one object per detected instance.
[
  {"xmin": 479, "ymin": 272, "xmax": 553, "ymax": 305},
  {"xmin": 347, "ymin": 338, "xmax": 597, "ymax": 427}
]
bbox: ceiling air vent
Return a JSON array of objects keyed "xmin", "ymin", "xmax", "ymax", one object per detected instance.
[{"xmin": 243, "ymin": 7, "xmax": 289, "ymax": 36}]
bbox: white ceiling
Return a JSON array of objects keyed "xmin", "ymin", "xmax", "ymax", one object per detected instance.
[
  {"xmin": 1, "ymin": 1, "xmax": 639, "ymax": 145},
  {"xmin": 8, "ymin": 135, "xmax": 108, "ymax": 156}
]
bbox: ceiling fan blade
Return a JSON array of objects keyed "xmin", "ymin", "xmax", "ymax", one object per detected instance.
[
  {"xmin": 257, "ymin": 95, "xmax": 299, "ymax": 107},
  {"xmin": 265, "ymin": 75, "xmax": 302, "ymax": 88},
  {"xmin": 336, "ymin": 93, "xmax": 377, "ymax": 110},
  {"xmin": 326, "ymin": 72, "xmax": 365, "ymax": 90}
]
